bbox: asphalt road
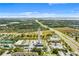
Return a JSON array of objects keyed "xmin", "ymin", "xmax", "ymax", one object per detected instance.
[{"xmin": 35, "ymin": 20, "xmax": 79, "ymax": 55}]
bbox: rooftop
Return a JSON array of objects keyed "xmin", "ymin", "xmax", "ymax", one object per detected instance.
[{"xmin": 51, "ymin": 43, "xmax": 63, "ymax": 49}]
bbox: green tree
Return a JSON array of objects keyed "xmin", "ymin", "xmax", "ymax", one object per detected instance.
[
  {"xmin": 51, "ymin": 49, "xmax": 58, "ymax": 54},
  {"xmin": 13, "ymin": 48, "xmax": 24, "ymax": 52},
  {"xmin": 32, "ymin": 47, "xmax": 43, "ymax": 56}
]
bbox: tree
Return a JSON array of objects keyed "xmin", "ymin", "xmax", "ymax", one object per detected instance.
[
  {"xmin": 32, "ymin": 47, "xmax": 43, "ymax": 55},
  {"xmin": 21, "ymin": 34, "xmax": 25, "ymax": 37},
  {"xmin": 51, "ymin": 49, "xmax": 58, "ymax": 54},
  {"xmin": 0, "ymin": 49, "xmax": 5, "ymax": 55},
  {"xmin": 13, "ymin": 48, "xmax": 24, "ymax": 52},
  {"xmin": 42, "ymin": 47, "xmax": 47, "ymax": 52}
]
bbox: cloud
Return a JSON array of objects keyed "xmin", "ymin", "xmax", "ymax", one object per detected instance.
[
  {"xmin": 0, "ymin": 11, "xmax": 79, "ymax": 18},
  {"xmin": 0, "ymin": 12, "xmax": 57, "ymax": 18},
  {"xmin": 48, "ymin": 3, "xmax": 53, "ymax": 6},
  {"xmin": 19, "ymin": 12, "xmax": 39, "ymax": 15}
]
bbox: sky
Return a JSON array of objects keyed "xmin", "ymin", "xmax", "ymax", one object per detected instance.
[{"xmin": 0, "ymin": 3, "xmax": 79, "ymax": 17}]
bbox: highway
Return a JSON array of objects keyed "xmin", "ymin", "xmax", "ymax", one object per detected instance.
[{"xmin": 35, "ymin": 20, "xmax": 79, "ymax": 55}]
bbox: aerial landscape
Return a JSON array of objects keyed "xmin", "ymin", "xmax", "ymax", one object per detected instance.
[{"xmin": 0, "ymin": 3, "xmax": 79, "ymax": 56}]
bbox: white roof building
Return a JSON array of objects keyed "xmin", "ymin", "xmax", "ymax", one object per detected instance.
[
  {"xmin": 58, "ymin": 51, "xmax": 65, "ymax": 56},
  {"xmin": 51, "ymin": 43, "xmax": 63, "ymax": 49},
  {"xmin": 50, "ymin": 37, "xmax": 60, "ymax": 41},
  {"xmin": 14, "ymin": 40, "xmax": 24, "ymax": 45}
]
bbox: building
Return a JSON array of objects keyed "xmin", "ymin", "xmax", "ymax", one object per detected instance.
[
  {"xmin": 58, "ymin": 51, "xmax": 65, "ymax": 56},
  {"xmin": 0, "ymin": 39, "xmax": 14, "ymax": 49},
  {"xmin": 48, "ymin": 35, "xmax": 61, "ymax": 43},
  {"xmin": 50, "ymin": 43, "xmax": 63, "ymax": 49},
  {"xmin": 14, "ymin": 40, "xmax": 29, "ymax": 49}
]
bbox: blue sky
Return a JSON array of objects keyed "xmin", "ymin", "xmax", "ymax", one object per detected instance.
[{"xmin": 0, "ymin": 3, "xmax": 79, "ymax": 17}]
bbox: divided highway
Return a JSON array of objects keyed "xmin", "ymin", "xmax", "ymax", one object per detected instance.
[{"xmin": 35, "ymin": 20, "xmax": 79, "ymax": 55}]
